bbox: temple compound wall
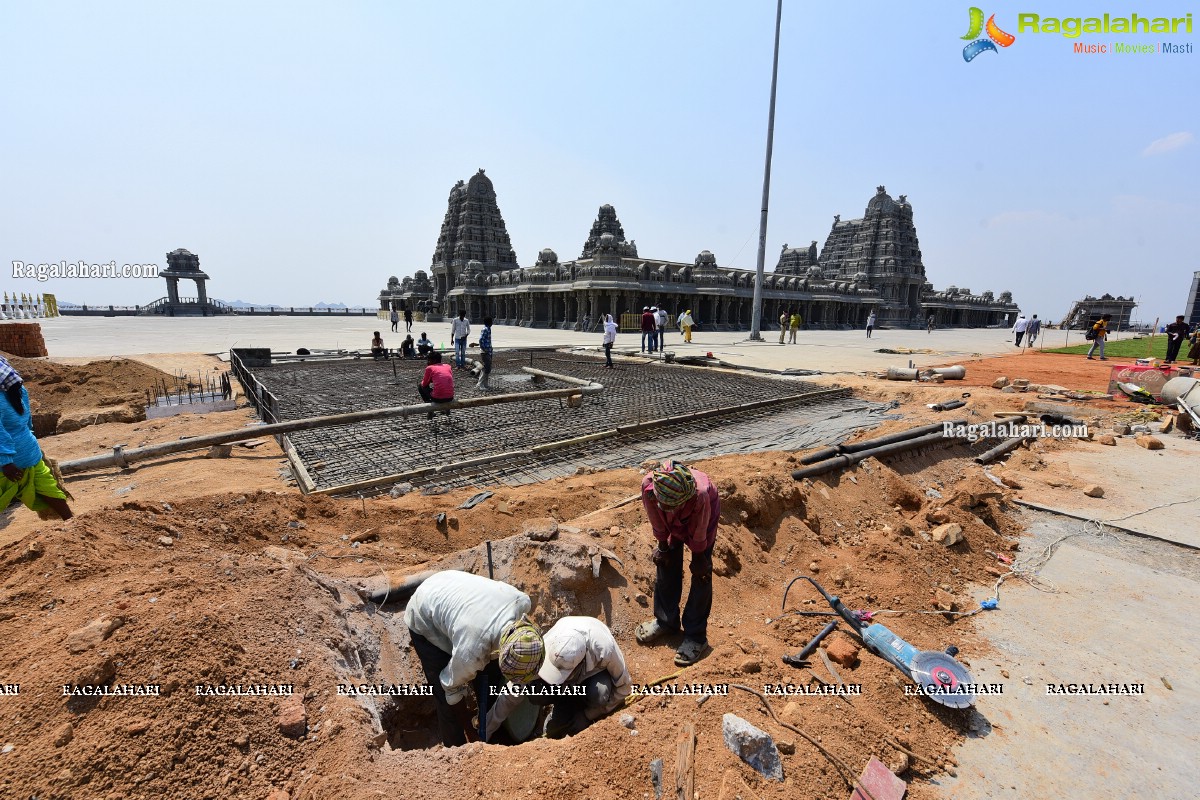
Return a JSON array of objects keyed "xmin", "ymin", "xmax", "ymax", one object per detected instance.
[{"xmin": 379, "ymin": 174, "xmax": 1018, "ymax": 330}]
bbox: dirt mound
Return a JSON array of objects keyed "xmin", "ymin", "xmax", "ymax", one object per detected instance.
[
  {"xmin": 0, "ymin": 449, "xmax": 1023, "ymax": 800},
  {"xmin": 0, "ymin": 353, "xmax": 181, "ymax": 435}
]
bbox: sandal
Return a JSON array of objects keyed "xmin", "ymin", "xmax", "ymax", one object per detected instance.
[
  {"xmin": 635, "ymin": 620, "xmax": 677, "ymax": 645},
  {"xmin": 674, "ymin": 639, "xmax": 708, "ymax": 667}
]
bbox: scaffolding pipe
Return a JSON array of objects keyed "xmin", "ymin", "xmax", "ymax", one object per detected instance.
[
  {"xmin": 60, "ymin": 381, "xmax": 603, "ymax": 475},
  {"xmin": 791, "ymin": 431, "xmax": 968, "ymax": 480},
  {"xmin": 799, "ymin": 419, "xmax": 968, "ymax": 465}
]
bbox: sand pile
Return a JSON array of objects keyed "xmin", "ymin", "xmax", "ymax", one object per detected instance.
[
  {"xmin": 0, "ymin": 354, "xmax": 182, "ymax": 435},
  {"xmin": 0, "ymin": 447, "xmax": 1024, "ymax": 800}
]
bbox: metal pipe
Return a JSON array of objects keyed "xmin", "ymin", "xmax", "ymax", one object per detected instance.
[
  {"xmin": 792, "ymin": 430, "xmax": 966, "ymax": 480},
  {"xmin": 799, "ymin": 419, "xmax": 968, "ymax": 464},
  {"xmin": 974, "ymin": 437, "xmax": 1028, "ymax": 465},
  {"xmin": 930, "ymin": 365, "xmax": 966, "ymax": 380},
  {"xmin": 930, "ymin": 399, "xmax": 966, "ymax": 411},
  {"xmin": 60, "ymin": 384, "xmax": 602, "ymax": 475},
  {"xmin": 519, "ymin": 367, "xmax": 603, "ymax": 394}
]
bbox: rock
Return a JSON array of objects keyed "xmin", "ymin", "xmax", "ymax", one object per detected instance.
[
  {"xmin": 808, "ymin": 561, "xmax": 820, "ymax": 573},
  {"xmin": 523, "ymin": 517, "xmax": 559, "ymax": 542},
  {"xmin": 276, "ymin": 699, "xmax": 307, "ymax": 739},
  {"xmin": 776, "ymin": 740, "xmax": 796, "ymax": 755},
  {"xmin": 619, "ymin": 713, "xmax": 636, "ymax": 729},
  {"xmin": 1135, "ymin": 435, "xmax": 1164, "ymax": 450},
  {"xmin": 388, "ymin": 482, "xmax": 414, "ymax": 498},
  {"xmin": 722, "ymin": 714, "xmax": 784, "ymax": 782},
  {"xmin": 992, "ymin": 377, "xmax": 1010, "ymax": 389},
  {"xmin": 124, "ymin": 719, "xmax": 151, "ymax": 736},
  {"xmin": 885, "ymin": 751, "xmax": 910, "ymax": 775},
  {"xmin": 825, "ymin": 634, "xmax": 860, "ymax": 668},
  {"xmin": 74, "ymin": 657, "xmax": 117, "ymax": 690},
  {"xmin": 855, "ymin": 757, "xmax": 907, "ymax": 800},
  {"xmin": 998, "ymin": 474, "xmax": 1023, "ymax": 490},
  {"xmin": 634, "ymin": 593, "xmax": 649, "ymax": 607},
  {"xmin": 1096, "ymin": 434, "xmax": 1117, "ymax": 446},
  {"xmin": 929, "ymin": 374, "xmax": 945, "ymax": 383},
  {"xmin": 266, "ymin": 791, "xmax": 290, "ymax": 800},
  {"xmin": 931, "ymin": 523, "xmax": 963, "ymax": 546},
  {"xmin": 233, "ymin": 734, "xmax": 249, "ymax": 748},
  {"xmin": 349, "ymin": 530, "xmax": 378, "ymax": 544},
  {"xmin": 66, "ymin": 616, "xmax": 125, "ymax": 654},
  {"xmin": 739, "ymin": 658, "xmax": 763, "ymax": 675},
  {"xmin": 1012, "ymin": 379, "xmax": 1030, "ymax": 388},
  {"xmin": 53, "ymin": 723, "xmax": 74, "ymax": 747},
  {"xmin": 985, "ymin": 566, "xmax": 1006, "ymax": 578},
  {"xmin": 1112, "ymin": 424, "xmax": 1132, "ymax": 435},
  {"xmin": 207, "ymin": 444, "xmax": 234, "ymax": 458},
  {"xmin": 157, "ymin": 536, "xmax": 174, "ymax": 547},
  {"xmin": 925, "ymin": 508, "xmax": 951, "ymax": 525},
  {"xmin": 934, "ymin": 589, "xmax": 958, "ymax": 612},
  {"xmin": 1083, "ymin": 485, "xmax": 1105, "ymax": 498},
  {"xmin": 1000, "ymin": 386, "xmax": 1017, "ymax": 393}
]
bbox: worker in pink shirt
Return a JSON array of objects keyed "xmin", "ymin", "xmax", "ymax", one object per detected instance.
[
  {"xmin": 418, "ymin": 350, "xmax": 455, "ymax": 419},
  {"xmin": 635, "ymin": 460, "xmax": 720, "ymax": 666}
]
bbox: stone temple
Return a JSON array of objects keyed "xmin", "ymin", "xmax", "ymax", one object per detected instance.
[{"xmin": 379, "ymin": 176, "xmax": 1018, "ymax": 329}]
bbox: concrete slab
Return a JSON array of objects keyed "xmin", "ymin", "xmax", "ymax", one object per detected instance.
[
  {"xmin": 936, "ymin": 513, "xmax": 1200, "ymax": 800},
  {"xmin": 1014, "ymin": 436, "xmax": 1200, "ymax": 549},
  {"xmin": 30, "ymin": 316, "xmax": 1126, "ymax": 373}
]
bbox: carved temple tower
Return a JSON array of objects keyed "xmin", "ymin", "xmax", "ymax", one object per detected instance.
[
  {"xmin": 580, "ymin": 204, "xmax": 639, "ymax": 260},
  {"xmin": 429, "ymin": 169, "xmax": 518, "ymax": 304}
]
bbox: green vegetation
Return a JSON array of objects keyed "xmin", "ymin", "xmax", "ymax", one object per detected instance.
[{"xmin": 1046, "ymin": 335, "xmax": 1169, "ymax": 358}]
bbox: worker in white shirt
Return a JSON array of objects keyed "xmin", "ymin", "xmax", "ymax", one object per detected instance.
[
  {"xmin": 404, "ymin": 570, "xmax": 544, "ymax": 747},
  {"xmin": 450, "ymin": 311, "xmax": 471, "ymax": 368},
  {"xmin": 488, "ymin": 616, "xmax": 632, "ymax": 739},
  {"xmin": 1012, "ymin": 314, "xmax": 1029, "ymax": 347}
]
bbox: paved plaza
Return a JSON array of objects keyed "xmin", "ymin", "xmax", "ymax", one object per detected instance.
[{"xmin": 34, "ymin": 315, "xmax": 1115, "ymax": 372}]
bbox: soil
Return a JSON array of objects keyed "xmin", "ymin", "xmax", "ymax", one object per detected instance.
[
  {"xmin": 0, "ymin": 353, "xmax": 190, "ymax": 435},
  {"xmin": 0, "ymin": 352, "xmax": 1147, "ymax": 800}
]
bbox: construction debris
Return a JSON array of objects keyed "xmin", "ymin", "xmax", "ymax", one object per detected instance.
[{"xmin": 722, "ymin": 714, "xmax": 784, "ymax": 782}]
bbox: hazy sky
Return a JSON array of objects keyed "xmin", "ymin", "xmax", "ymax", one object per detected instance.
[{"xmin": 2, "ymin": 1, "xmax": 1196, "ymax": 323}]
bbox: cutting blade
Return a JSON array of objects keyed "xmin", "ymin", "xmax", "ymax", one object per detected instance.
[{"xmin": 909, "ymin": 650, "xmax": 976, "ymax": 708}]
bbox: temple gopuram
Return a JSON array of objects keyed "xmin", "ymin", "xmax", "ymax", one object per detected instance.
[{"xmin": 379, "ymin": 177, "xmax": 1018, "ymax": 329}]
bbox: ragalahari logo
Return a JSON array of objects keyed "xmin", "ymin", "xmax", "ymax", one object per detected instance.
[{"xmin": 962, "ymin": 7, "xmax": 1016, "ymax": 61}]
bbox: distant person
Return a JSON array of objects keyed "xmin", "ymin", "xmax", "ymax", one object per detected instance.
[
  {"xmin": 518, "ymin": 616, "xmax": 632, "ymax": 739},
  {"xmin": 866, "ymin": 311, "xmax": 876, "ymax": 338},
  {"xmin": 656, "ymin": 307, "xmax": 668, "ymax": 347},
  {"xmin": 390, "ymin": 307, "xmax": 399, "ymax": 333},
  {"xmin": 400, "ymin": 334, "xmax": 416, "ymax": 359},
  {"xmin": 581, "ymin": 314, "xmax": 591, "ymax": 332},
  {"xmin": 417, "ymin": 332, "xmax": 434, "ymax": 356},
  {"xmin": 405, "ymin": 570, "xmax": 544, "ymax": 747},
  {"xmin": 679, "ymin": 309, "xmax": 695, "ymax": 343},
  {"xmin": 636, "ymin": 460, "xmax": 719, "ymax": 667},
  {"xmin": 451, "ymin": 311, "xmax": 471, "ymax": 368},
  {"xmin": 602, "ymin": 313, "xmax": 618, "ymax": 368},
  {"xmin": 1025, "ymin": 314, "xmax": 1042, "ymax": 348},
  {"xmin": 927, "ymin": 314, "xmax": 935, "ymax": 333},
  {"xmin": 477, "ymin": 316, "xmax": 494, "ymax": 390},
  {"xmin": 1187, "ymin": 327, "xmax": 1200, "ymax": 366},
  {"xmin": 404, "ymin": 306, "xmax": 414, "ymax": 333},
  {"xmin": 1165, "ymin": 315, "xmax": 1189, "ymax": 363},
  {"xmin": 1013, "ymin": 314, "xmax": 1029, "ymax": 346},
  {"xmin": 778, "ymin": 310, "xmax": 788, "ymax": 344},
  {"xmin": 1085, "ymin": 313, "xmax": 1112, "ymax": 360},
  {"xmin": 0, "ymin": 356, "xmax": 73, "ymax": 521},
  {"xmin": 640, "ymin": 307, "xmax": 657, "ymax": 353},
  {"xmin": 370, "ymin": 331, "xmax": 387, "ymax": 359},
  {"xmin": 419, "ymin": 351, "xmax": 454, "ymax": 419},
  {"xmin": 788, "ymin": 311, "xmax": 802, "ymax": 344}
]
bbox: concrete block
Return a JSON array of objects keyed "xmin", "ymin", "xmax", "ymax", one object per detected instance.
[{"xmin": 722, "ymin": 713, "xmax": 784, "ymax": 782}]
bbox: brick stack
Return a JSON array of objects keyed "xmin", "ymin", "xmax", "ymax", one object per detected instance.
[{"xmin": 0, "ymin": 322, "xmax": 49, "ymax": 358}]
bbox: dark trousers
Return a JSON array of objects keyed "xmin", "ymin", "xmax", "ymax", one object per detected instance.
[
  {"xmin": 654, "ymin": 543, "xmax": 713, "ymax": 644},
  {"xmin": 418, "ymin": 384, "xmax": 453, "ymax": 408},
  {"xmin": 391, "ymin": 321, "xmax": 399, "ymax": 332},
  {"xmin": 1015, "ymin": 331, "xmax": 1025, "ymax": 346},
  {"xmin": 481, "ymin": 351, "xmax": 493, "ymax": 375},
  {"xmin": 642, "ymin": 331, "xmax": 656, "ymax": 352},
  {"xmin": 410, "ymin": 632, "xmax": 504, "ymax": 747},
  {"xmin": 866, "ymin": 326, "xmax": 873, "ymax": 338},
  {"xmin": 604, "ymin": 342, "xmax": 613, "ymax": 366},
  {"xmin": 1166, "ymin": 337, "xmax": 1184, "ymax": 362}
]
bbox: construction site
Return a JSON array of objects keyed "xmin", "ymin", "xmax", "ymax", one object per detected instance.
[{"xmin": 1, "ymin": 320, "xmax": 1198, "ymax": 800}]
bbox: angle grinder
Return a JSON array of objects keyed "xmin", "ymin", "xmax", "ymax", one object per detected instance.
[{"xmin": 787, "ymin": 575, "xmax": 976, "ymax": 708}]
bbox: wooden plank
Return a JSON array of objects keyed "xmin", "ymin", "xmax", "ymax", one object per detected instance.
[{"xmin": 675, "ymin": 721, "xmax": 696, "ymax": 800}]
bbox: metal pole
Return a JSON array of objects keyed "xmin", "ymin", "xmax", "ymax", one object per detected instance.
[{"xmin": 750, "ymin": 0, "xmax": 784, "ymax": 341}]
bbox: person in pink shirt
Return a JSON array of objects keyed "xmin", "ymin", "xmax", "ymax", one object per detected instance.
[
  {"xmin": 418, "ymin": 351, "xmax": 454, "ymax": 419},
  {"xmin": 635, "ymin": 460, "xmax": 720, "ymax": 666}
]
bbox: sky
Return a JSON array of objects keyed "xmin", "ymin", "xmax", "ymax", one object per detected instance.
[{"xmin": 1, "ymin": 1, "xmax": 1197, "ymax": 324}]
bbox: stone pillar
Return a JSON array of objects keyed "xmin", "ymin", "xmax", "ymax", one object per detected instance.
[
  {"xmin": 166, "ymin": 277, "xmax": 180, "ymax": 305},
  {"xmin": 196, "ymin": 278, "xmax": 208, "ymax": 306}
]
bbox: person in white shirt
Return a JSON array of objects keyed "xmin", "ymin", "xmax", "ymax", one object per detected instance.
[
  {"xmin": 514, "ymin": 616, "xmax": 632, "ymax": 739},
  {"xmin": 656, "ymin": 307, "xmax": 668, "ymax": 347},
  {"xmin": 405, "ymin": 571, "xmax": 544, "ymax": 746},
  {"xmin": 1012, "ymin": 314, "xmax": 1029, "ymax": 346},
  {"xmin": 602, "ymin": 314, "xmax": 618, "ymax": 368},
  {"xmin": 451, "ymin": 311, "xmax": 471, "ymax": 368},
  {"xmin": 866, "ymin": 311, "xmax": 876, "ymax": 339}
]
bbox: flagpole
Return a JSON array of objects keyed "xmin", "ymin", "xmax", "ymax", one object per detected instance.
[{"xmin": 749, "ymin": 0, "xmax": 784, "ymax": 341}]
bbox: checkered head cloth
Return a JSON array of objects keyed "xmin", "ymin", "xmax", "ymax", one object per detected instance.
[
  {"xmin": 650, "ymin": 459, "xmax": 696, "ymax": 509},
  {"xmin": 498, "ymin": 618, "xmax": 544, "ymax": 684},
  {"xmin": 0, "ymin": 357, "xmax": 21, "ymax": 392}
]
